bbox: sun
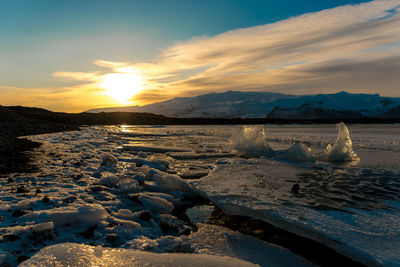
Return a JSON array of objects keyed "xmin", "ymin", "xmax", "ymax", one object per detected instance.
[{"xmin": 101, "ymin": 73, "xmax": 144, "ymax": 103}]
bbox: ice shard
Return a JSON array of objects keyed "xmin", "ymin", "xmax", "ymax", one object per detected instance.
[{"xmin": 326, "ymin": 122, "xmax": 359, "ymax": 162}]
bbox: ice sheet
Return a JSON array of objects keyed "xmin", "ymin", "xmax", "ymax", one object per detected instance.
[
  {"xmin": 191, "ymin": 159, "xmax": 400, "ymax": 266},
  {"xmin": 20, "ymin": 243, "xmax": 258, "ymax": 267},
  {"xmin": 186, "ymin": 224, "xmax": 313, "ymax": 267}
]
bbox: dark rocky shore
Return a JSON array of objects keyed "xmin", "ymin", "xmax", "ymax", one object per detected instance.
[
  {"xmin": 0, "ymin": 106, "xmax": 79, "ymax": 174},
  {"xmin": 0, "ymin": 105, "xmax": 170, "ymax": 173}
]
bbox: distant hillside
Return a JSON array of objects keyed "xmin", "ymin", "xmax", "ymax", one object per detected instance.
[
  {"xmin": 87, "ymin": 91, "xmax": 400, "ymax": 119},
  {"xmin": 0, "ymin": 106, "xmax": 171, "ymax": 133}
]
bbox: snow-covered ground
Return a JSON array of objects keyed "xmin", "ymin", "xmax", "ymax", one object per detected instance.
[{"xmin": 1, "ymin": 124, "xmax": 399, "ymax": 266}]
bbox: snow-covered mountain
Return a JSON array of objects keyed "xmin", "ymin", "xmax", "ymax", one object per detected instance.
[{"xmin": 87, "ymin": 91, "xmax": 400, "ymax": 119}]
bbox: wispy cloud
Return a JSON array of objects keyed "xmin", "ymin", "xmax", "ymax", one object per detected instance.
[
  {"xmin": 124, "ymin": 0, "xmax": 400, "ymax": 100},
  {"xmin": 20, "ymin": 0, "xmax": 400, "ymax": 110},
  {"xmin": 140, "ymin": 0, "xmax": 400, "ymax": 96}
]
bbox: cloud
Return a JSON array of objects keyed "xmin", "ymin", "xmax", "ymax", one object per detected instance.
[
  {"xmin": 52, "ymin": 0, "xmax": 400, "ymax": 110},
  {"xmin": 52, "ymin": 72, "xmax": 100, "ymax": 81},
  {"xmin": 128, "ymin": 0, "xmax": 400, "ymax": 97}
]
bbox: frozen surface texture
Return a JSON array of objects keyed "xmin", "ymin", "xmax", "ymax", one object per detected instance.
[
  {"xmin": 186, "ymin": 224, "xmax": 314, "ymax": 267},
  {"xmin": 191, "ymin": 159, "xmax": 400, "ymax": 266},
  {"xmin": 1, "ymin": 124, "xmax": 399, "ymax": 266},
  {"xmin": 20, "ymin": 243, "xmax": 258, "ymax": 267}
]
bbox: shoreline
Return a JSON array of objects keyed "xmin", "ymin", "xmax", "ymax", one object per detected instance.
[
  {"xmin": 0, "ymin": 121, "xmax": 80, "ymax": 174},
  {"xmin": 2, "ymin": 124, "xmax": 388, "ymax": 266}
]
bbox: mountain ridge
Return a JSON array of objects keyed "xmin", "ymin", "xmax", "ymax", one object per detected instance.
[{"xmin": 87, "ymin": 91, "xmax": 400, "ymax": 119}]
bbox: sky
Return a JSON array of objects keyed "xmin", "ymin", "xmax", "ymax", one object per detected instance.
[{"xmin": 1, "ymin": 0, "xmax": 400, "ymax": 112}]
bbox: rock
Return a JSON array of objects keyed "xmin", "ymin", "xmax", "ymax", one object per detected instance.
[
  {"xmin": 12, "ymin": 209, "xmax": 28, "ymax": 217},
  {"xmin": 42, "ymin": 196, "xmax": 50, "ymax": 203},
  {"xmin": 92, "ymin": 172, "xmax": 102, "ymax": 178},
  {"xmin": 80, "ymin": 225, "xmax": 97, "ymax": 239},
  {"xmin": 291, "ymin": 183, "xmax": 300, "ymax": 194},
  {"xmin": 137, "ymin": 210, "xmax": 152, "ymax": 221},
  {"xmin": 16, "ymin": 185, "xmax": 29, "ymax": 193},
  {"xmin": 63, "ymin": 196, "xmax": 77, "ymax": 204},
  {"xmin": 90, "ymin": 185, "xmax": 110, "ymax": 192},
  {"xmin": 3, "ymin": 234, "xmax": 20, "ymax": 241},
  {"xmin": 105, "ymin": 233, "xmax": 120, "ymax": 243},
  {"xmin": 17, "ymin": 255, "xmax": 30, "ymax": 263},
  {"xmin": 72, "ymin": 160, "xmax": 82, "ymax": 167},
  {"xmin": 73, "ymin": 173, "xmax": 83, "ymax": 180}
]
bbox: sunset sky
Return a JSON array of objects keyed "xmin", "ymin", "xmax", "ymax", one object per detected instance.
[{"xmin": 1, "ymin": 0, "xmax": 400, "ymax": 112}]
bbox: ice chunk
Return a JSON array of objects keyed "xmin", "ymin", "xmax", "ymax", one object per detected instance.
[
  {"xmin": 101, "ymin": 153, "xmax": 118, "ymax": 168},
  {"xmin": 138, "ymin": 194, "xmax": 174, "ymax": 213},
  {"xmin": 231, "ymin": 127, "xmax": 315, "ymax": 163},
  {"xmin": 187, "ymin": 224, "xmax": 313, "ymax": 267},
  {"xmin": 128, "ymin": 236, "xmax": 186, "ymax": 252},
  {"xmin": 231, "ymin": 126, "xmax": 274, "ymax": 157},
  {"xmin": 122, "ymin": 144, "xmax": 189, "ymax": 153},
  {"xmin": 118, "ymin": 178, "xmax": 141, "ymax": 193},
  {"xmin": 20, "ymin": 243, "xmax": 258, "ymax": 267},
  {"xmin": 0, "ymin": 222, "xmax": 54, "ymax": 235},
  {"xmin": 274, "ymin": 142, "xmax": 315, "ymax": 163},
  {"xmin": 109, "ymin": 217, "xmax": 141, "ymax": 231},
  {"xmin": 115, "ymin": 209, "xmax": 134, "ymax": 219},
  {"xmin": 98, "ymin": 172, "xmax": 120, "ymax": 187},
  {"xmin": 170, "ymin": 152, "xmax": 235, "ymax": 160},
  {"xmin": 30, "ymin": 222, "xmax": 54, "ymax": 232},
  {"xmin": 325, "ymin": 122, "xmax": 359, "ymax": 162},
  {"xmin": 22, "ymin": 204, "xmax": 108, "ymax": 227},
  {"xmin": 148, "ymin": 169, "xmax": 201, "ymax": 198},
  {"xmin": 131, "ymin": 157, "xmax": 169, "ymax": 171}
]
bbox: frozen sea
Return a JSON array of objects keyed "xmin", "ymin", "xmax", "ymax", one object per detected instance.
[{"xmin": 1, "ymin": 123, "xmax": 399, "ymax": 266}]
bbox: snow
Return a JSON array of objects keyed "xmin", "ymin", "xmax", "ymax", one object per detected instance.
[
  {"xmin": 86, "ymin": 91, "xmax": 400, "ymax": 118},
  {"xmin": 20, "ymin": 243, "xmax": 259, "ymax": 267}
]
